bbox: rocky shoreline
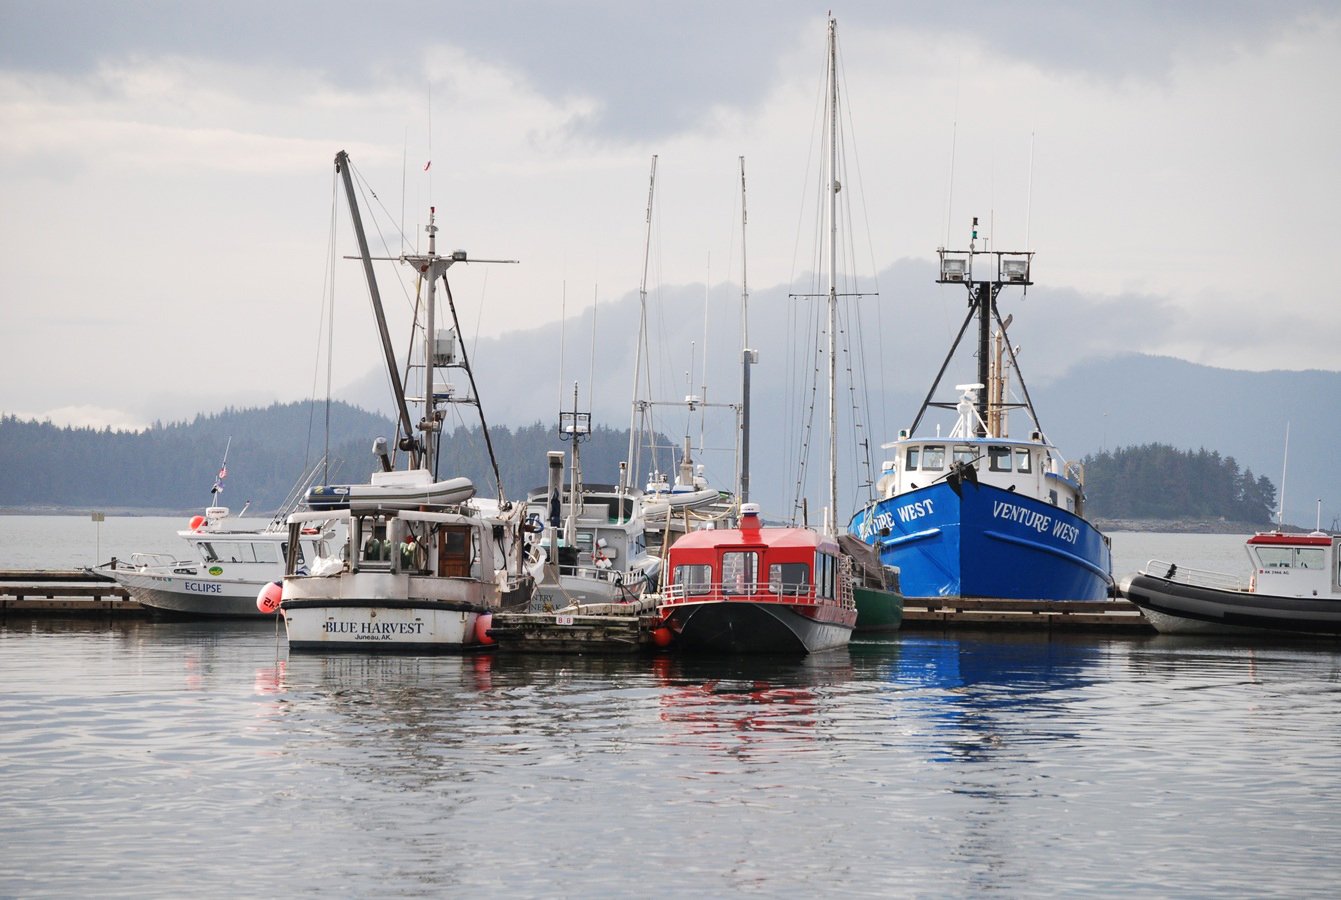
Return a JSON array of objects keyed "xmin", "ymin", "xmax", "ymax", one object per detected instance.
[{"xmin": 1092, "ymin": 517, "xmax": 1307, "ymax": 534}]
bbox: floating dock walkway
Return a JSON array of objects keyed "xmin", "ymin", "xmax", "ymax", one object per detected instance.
[
  {"xmin": 1, "ymin": 569, "xmax": 142, "ymax": 617},
  {"xmin": 900, "ymin": 596, "xmax": 1150, "ymax": 632},
  {"xmin": 2, "ymin": 569, "xmax": 1153, "ymax": 634}
]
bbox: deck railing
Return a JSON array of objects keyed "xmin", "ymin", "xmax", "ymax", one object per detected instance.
[
  {"xmin": 662, "ymin": 581, "xmax": 818, "ymax": 602},
  {"xmin": 1143, "ymin": 559, "xmax": 1247, "ymax": 592}
]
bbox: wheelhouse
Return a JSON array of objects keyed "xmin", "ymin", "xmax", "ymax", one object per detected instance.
[
  {"xmin": 1246, "ymin": 532, "xmax": 1340, "ymax": 597},
  {"xmin": 876, "ymin": 435, "xmax": 1086, "ymax": 515},
  {"xmin": 661, "ymin": 526, "xmax": 854, "ymax": 611}
]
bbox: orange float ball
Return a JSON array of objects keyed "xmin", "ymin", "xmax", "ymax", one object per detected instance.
[{"xmin": 256, "ymin": 581, "xmax": 283, "ymax": 614}]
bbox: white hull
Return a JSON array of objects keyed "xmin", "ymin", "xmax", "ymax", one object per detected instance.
[
  {"xmin": 283, "ymin": 570, "xmax": 497, "ymax": 652},
  {"xmin": 110, "ymin": 569, "xmax": 276, "ymax": 618},
  {"xmin": 283, "ymin": 600, "xmax": 485, "ymax": 651}
]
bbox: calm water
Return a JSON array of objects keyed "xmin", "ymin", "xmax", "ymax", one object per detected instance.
[{"xmin": 4, "ymin": 520, "xmax": 1340, "ymax": 895}]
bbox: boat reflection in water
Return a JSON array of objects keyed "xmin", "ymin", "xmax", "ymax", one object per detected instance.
[{"xmin": 649, "ymin": 652, "xmax": 855, "ymax": 753}]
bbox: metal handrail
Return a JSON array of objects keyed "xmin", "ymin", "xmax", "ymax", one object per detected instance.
[
  {"xmin": 1142, "ymin": 558, "xmax": 1247, "ymax": 592},
  {"xmin": 662, "ymin": 581, "xmax": 818, "ymax": 601}
]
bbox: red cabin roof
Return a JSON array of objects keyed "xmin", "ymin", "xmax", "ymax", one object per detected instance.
[
  {"xmin": 669, "ymin": 525, "xmax": 831, "ymax": 552},
  {"xmin": 1247, "ymin": 532, "xmax": 1333, "ymax": 547}
]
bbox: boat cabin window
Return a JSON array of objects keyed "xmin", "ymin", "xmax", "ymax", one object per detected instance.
[
  {"xmin": 905, "ymin": 447, "xmax": 920, "ymax": 470},
  {"xmin": 199, "ymin": 541, "xmax": 280, "ymax": 564},
  {"xmin": 921, "ymin": 445, "xmax": 946, "ymax": 471},
  {"xmin": 815, "ymin": 552, "xmax": 835, "ymax": 599},
  {"xmin": 721, "ymin": 551, "xmax": 759, "ymax": 594},
  {"xmin": 1256, "ymin": 546, "xmax": 1326, "ymax": 570},
  {"xmin": 768, "ymin": 562, "xmax": 810, "ymax": 597},
  {"xmin": 988, "ymin": 446, "xmax": 1012, "ymax": 472},
  {"xmin": 953, "ymin": 446, "xmax": 976, "ymax": 466},
  {"xmin": 1015, "ymin": 449, "xmax": 1032, "ymax": 473},
  {"xmin": 674, "ymin": 563, "xmax": 713, "ymax": 596}
]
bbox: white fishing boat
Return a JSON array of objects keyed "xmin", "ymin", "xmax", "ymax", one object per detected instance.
[
  {"xmin": 1119, "ymin": 530, "xmax": 1341, "ymax": 635},
  {"xmin": 102, "ymin": 503, "xmax": 337, "ymax": 619},
  {"xmin": 279, "ymin": 150, "xmax": 533, "ymax": 652},
  {"xmin": 99, "ymin": 448, "xmax": 338, "ymax": 618}
]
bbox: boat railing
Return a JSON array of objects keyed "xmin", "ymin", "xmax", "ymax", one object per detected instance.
[
  {"xmin": 662, "ymin": 581, "xmax": 818, "ymax": 602},
  {"xmin": 126, "ymin": 552, "xmax": 181, "ymax": 569},
  {"xmin": 1143, "ymin": 559, "xmax": 1247, "ymax": 592},
  {"xmin": 557, "ymin": 563, "xmax": 641, "ymax": 585}
]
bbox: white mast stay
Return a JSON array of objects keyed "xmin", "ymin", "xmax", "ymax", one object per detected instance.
[{"xmin": 825, "ymin": 16, "xmax": 840, "ymax": 537}]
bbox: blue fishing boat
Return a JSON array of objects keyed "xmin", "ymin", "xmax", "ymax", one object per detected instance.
[{"xmin": 848, "ymin": 237, "xmax": 1113, "ymax": 600}]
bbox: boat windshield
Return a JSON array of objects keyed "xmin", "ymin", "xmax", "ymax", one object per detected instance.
[
  {"xmin": 922, "ymin": 445, "xmax": 945, "ymax": 471},
  {"xmin": 988, "ymin": 446, "xmax": 1012, "ymax": 472},
  {"xmin": 1256, "ymin": 546, "xmax": 1327, "ymax": 570},
  {"xmin": 198, "ymin": 541, "xmax": 281, "ymax": 564}
]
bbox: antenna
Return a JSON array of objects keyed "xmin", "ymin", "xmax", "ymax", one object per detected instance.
[
  {"xmin": 1025, "ymin": 131, "xmax": 1036, "ymax": 249},
  {"xmin": 941, "ymin": 61, "xmax": 962, "ymax": 250},
  {"xmin": 588, "ymin": 283, "xmax": 598, "ymax": 406},
  {"xmin": 557, "ymin": 281, "xmax": 567, "ymax": 415},
  {"xmin": 1276, "ymin": 422, "xmax": 1290, "ymax": 529}
]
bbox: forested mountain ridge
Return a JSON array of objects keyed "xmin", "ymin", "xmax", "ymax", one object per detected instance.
[{"xmin": 0, "ymin": 402, "xmax": 661, "ymax": 514}]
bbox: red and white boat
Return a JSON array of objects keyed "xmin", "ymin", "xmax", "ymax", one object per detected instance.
[
  {"xmin": 654, "ymin": 504, "xmax": 858, "ymax": 654},
  {"xmin": 1119, "ymin": 530, "xmax": 1341, "ymax": 635}
]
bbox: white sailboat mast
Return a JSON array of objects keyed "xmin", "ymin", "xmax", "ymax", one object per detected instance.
[
  {"xmin": 826, "ymin": 16, "xmax": 840, "ymax": 536},
  {"xmin": 624, "ymin": 155, "xmax": 658, "ymax": 498},
  {"xmin": 422, "ymin": 208, "xmax": 438, "ymax": 471}
]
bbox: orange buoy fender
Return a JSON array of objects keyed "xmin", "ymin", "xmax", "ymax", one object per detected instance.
[{"xmin": 256, "ymin": 581, "xmax": 283, "ymax": 614}]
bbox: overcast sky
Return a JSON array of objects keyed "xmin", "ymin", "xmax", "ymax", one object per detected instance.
[{"xmin": 3, "ymin": 0, "xmax": 1339, "ymax": 431}]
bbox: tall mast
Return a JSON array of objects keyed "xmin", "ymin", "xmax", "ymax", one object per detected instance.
[
  {"xmin": 421, "ymin": 208, "xmax": 439, "ymax": 470},
  {"xmin": 335, "ymin": 150, "xmax": 420, "ymax": 468},
  {"xmin": 624, "ymin": 155, "xmax": 658, "ymax": 499},
  {"xmin": 826, "ymin": 16, "xmax": 840, "ymax": 536},
  {"xmin": 739, "ymin": 155, "xmax": 753, "ymax": 505}
]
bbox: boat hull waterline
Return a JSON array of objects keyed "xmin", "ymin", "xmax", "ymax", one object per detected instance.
[
  {"xmin": 852, "ymin": 480, "xmax": 1112, "ymax": 601},
  {"xmin": 282, "ymin": 597, "xmax": 491, "ymax": 651},
  {"xmin": 114, "ymin": 571, "xmax": 281, "ymax": 619},
  {"xmin": 660, "ymin": 599, "xmax": 854, "ymax": 654},
  {"xmin": 852, "ymin": 585, "xmax": 904, "ymax": 632},
  {"xmin": 1119, "ymin": 572, "xmax": 1341, "ymax": 636}
]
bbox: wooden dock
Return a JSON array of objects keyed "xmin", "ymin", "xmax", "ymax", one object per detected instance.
[
  {"xmin": 488, "ymin": 597, "xmax": 664, "ymax": 653},
  {"xmin": 0, "ymin": 569, "xmax": 143, "ymax": 617},
  {"xmin": 900, "ymin": 596, "xmax": 1152, "ymax": 632},
  {"xmin": 1, "ymin": 569, "xmax": 1153, "ymax": 633}
]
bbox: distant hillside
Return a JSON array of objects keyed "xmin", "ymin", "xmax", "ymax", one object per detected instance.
[
  {"xmin": 0, "ymin": 402, "xmax": 394, "ymax": 514},
  {"xmin": 0, "ymin": 402, "xmax": 665, "ymax": 513},
  {"xmin": 1032, "ymin": 355, "xmax": 1338, "ymax": 529},
  {"xmin": 336, "ymin": 265, "xmax": 1339, "ymax": 530}
]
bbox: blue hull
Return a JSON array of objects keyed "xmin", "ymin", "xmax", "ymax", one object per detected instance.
[{"xmin": 849, "ymin": 481, "xmax": 1112, "ymax": 601}]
